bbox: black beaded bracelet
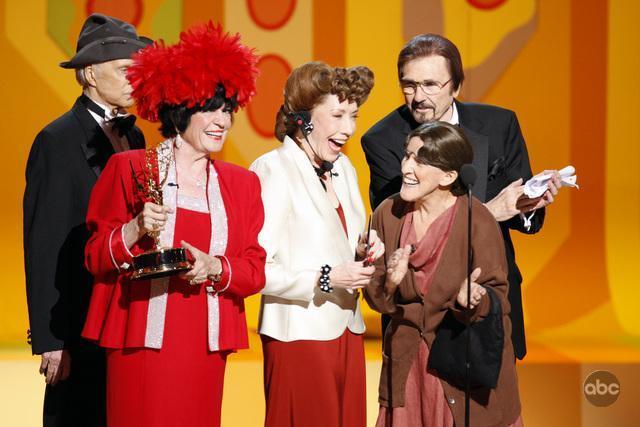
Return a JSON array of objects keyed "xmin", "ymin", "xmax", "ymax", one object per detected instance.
[{"xmin": 318, "ymin": 264, "xmax": 333, "ymax": 293}]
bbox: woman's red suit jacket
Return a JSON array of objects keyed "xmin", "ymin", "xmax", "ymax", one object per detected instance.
[{"xmin": 81, "ymin": 149, "xmax": 266, "ymax": 352}]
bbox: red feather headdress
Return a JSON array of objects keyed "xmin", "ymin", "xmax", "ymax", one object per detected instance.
[{"xmin": 128, "ymin": 22, "xmax": 259, "ymax": 122}]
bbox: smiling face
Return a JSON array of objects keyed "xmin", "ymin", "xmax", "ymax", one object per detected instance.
[
  {"xmin": 400, "ymin": 55, "xmax": 459, "ymax": 124},
  {"xmin": 85, "ymin": 58, "xmax": 135, "ymax": 111},
  {"xmin": 181, "ymin": 106, "xmax": 232, "ymax": 154},
  {"xmin": 306, "ymin": 94, "xmax": 358, "ymax": 163},
  {"xmin": 400, "ymin": 136, "xmax": 458, "ymax": 202}
]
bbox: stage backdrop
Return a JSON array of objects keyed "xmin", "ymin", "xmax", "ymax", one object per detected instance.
[{"xmin": 2, "ymin": 0, "xmax": 639, "ymax": 363}]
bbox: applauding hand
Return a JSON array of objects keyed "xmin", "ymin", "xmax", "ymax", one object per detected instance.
[
  {"xmin": 355, "ymin": 229, "xmax": 385, "ymax": 265},
  {"xmin": 385, "ymin": 245, "xmax": 412, "ymax": 292},
  {"xmin": 456, "ymin": 267, "xmax": 486, "ymax": 310}
]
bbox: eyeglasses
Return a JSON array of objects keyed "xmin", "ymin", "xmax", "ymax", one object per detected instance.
[{"xmin": 400, "ymin": 78, "xmax": 452, "ymax": 95}]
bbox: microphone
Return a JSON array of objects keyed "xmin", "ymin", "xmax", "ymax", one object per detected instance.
[
  {"xmin": 319, "ymin": 160, "xmax": 336, "ymax": 175},
  {"xmin": 460, "ymin": 164, "xmax": 477, "ymax": 189},
  {"xmin": 290, "ymin": 110, "xmax": 338, "ymax": 178},
  {"xmin": 460, "ymin": 163, "xmax": 476, "ymax": 427},
  {"xmin": 303, "ymin": 134, "xmax": 337, "ymax": 177},
  {"xmin": 290, "ymin": 111, "xmax": 314, "ymax": 136}
]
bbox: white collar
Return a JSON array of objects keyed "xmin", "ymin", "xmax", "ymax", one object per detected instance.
[
  {"xmin": 444, "ymin": 101, "xmax": 459, "ymax": 125},
  {"xmin": 85, "ymin": 97, "xmax": 131, "ymax": 152},
  {"xmin": 86, "ymin": 98, "xmax": 127, "ymax": 125}
]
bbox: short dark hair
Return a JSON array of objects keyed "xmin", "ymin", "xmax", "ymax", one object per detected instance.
[
  {"xmin": 406, "ymin": 121, "xmax": 473, "ymax": 196},
  {"xmin": 397, "ymin": 34, "xmax": 465, "ymax": 91},
  {"xmin": 157, "ymin": 84, "xmax": 237, "ymax": 138}
]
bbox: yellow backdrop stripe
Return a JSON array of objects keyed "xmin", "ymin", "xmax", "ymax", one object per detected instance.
[{"xmin": 606, "ymin": 0, "xmax": 640, "ymax": 335}]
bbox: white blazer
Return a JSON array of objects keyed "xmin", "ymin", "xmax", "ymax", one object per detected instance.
[{"xmin": 250, "ymin": 136, "xmax": 367, "ymax": 342}]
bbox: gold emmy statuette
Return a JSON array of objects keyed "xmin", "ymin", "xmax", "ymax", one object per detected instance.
[{"xmin": 130, "ymin": 148, "xmax": 191, "ymax": 280}]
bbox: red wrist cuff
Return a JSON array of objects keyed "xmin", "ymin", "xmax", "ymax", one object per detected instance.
[{"xmin": 109, "ymin": 225, "xmax": 134, "ymax": 271}]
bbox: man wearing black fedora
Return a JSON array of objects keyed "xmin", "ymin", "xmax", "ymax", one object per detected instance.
[{"xmin": 23, "ymin": 13, "xmax": 149, "ymax": 426}]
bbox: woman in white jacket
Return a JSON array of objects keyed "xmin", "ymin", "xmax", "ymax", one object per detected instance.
[{"xmin": 250, "ymin": 61, "xmax": 384, "ymax": 427}]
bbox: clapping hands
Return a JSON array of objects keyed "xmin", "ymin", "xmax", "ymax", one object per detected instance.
[
  {"xmin": 456, "ymin": 267, "xmax": 486, "ymax": 310},
  {"xmin": 385, "ymin": 245, "xmax": 412, "ymax": 291}
]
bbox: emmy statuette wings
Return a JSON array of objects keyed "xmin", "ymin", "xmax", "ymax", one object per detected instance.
[{"xmin": 129, "ymin": 147, "xmax": 191, "ymax": 281}]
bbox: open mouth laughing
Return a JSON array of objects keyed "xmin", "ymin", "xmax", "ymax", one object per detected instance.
[{"xmin": 328, "ymin": 138, "xmax": 346, "ymax": 152}]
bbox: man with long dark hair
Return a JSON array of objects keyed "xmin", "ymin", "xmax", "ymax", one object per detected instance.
[{"xmin": 362, "ymin": 33, "xmax": 561, "ymax": 361}]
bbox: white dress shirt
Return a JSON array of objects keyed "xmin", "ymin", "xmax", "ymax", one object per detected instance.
[{"xmin": 446, "ymin": 101, "xmax": 459, "ymax": 125}]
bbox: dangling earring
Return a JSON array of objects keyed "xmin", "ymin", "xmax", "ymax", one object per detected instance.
[{"xmin": 174, "ymin": 134, "xmax": 183, "ymax": 148}]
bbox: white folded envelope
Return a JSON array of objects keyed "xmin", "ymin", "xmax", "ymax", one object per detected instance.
[{"xmin": 524, "ymin": 165, "xmax": 579, "ymax": 199}]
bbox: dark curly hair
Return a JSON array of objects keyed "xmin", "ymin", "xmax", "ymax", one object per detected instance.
[
  {"xmin": 406, "ymin": 121, "xmax": 473, "ymax": 196},
  {"xmin": 274, "ymin": 61, "xmax": 374, "ymax": 142},
  {"xmin": 157, "ymin": 84, "xmax": 238, "ymax": 138}
]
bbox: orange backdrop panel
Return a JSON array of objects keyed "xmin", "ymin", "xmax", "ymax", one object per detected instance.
[{"xmin": 1, "ymin": 0, "xmax": 638, "ymax": 359}]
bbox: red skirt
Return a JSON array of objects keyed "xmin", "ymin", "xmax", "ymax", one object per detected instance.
[
  {"xmin": 106, "ymin": 207, "xmax": 227, "ymax": 427},
  {"xmin": 262, "ymin": 330, "xmax": 366, "ymax": 427}
]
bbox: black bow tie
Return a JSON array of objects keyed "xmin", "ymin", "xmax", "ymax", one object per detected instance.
[
  {"xmin": 108, "ymin": 115, "xmax": 137, "ymax": 137},
  {"xmin": 80, "ymin": 95, "xmax": 136, "ymax": 137}
]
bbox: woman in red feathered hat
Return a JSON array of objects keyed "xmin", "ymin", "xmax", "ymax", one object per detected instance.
[{"xmin": 80, "ymin": 23, "xmax": 265, "ymax": 427}]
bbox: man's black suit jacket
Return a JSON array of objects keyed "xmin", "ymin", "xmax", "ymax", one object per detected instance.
[
  {"xmin": 361, "ymin": 101, "xmax": 544, "ymax": 359},
  {"xmin": 23, "ymin": 95, "xmax": 145, "ymax": 425}
]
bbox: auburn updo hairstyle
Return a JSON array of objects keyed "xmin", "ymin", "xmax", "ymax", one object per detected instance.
[{"xmin": 274, "ymin": 61, "xmax": 374, "ymax": 142}]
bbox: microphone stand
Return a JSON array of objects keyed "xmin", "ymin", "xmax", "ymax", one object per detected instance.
[
  {"xmin": 464, "ymin": 183, "xmax": 473, "ymax": 427},
  {"xmin": 457, "ymin": 163, "xmax": 477, "ymax": 427}
]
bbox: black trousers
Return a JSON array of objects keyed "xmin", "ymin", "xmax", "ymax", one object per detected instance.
[{"xmin": 43, "ymin": 343, "xmax": 106, "ymax": 427}]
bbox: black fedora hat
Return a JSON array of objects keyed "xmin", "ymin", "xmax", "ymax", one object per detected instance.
[{"xmin": 60, "ymin": 13, "xmax": 151, "ymax": 69}]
